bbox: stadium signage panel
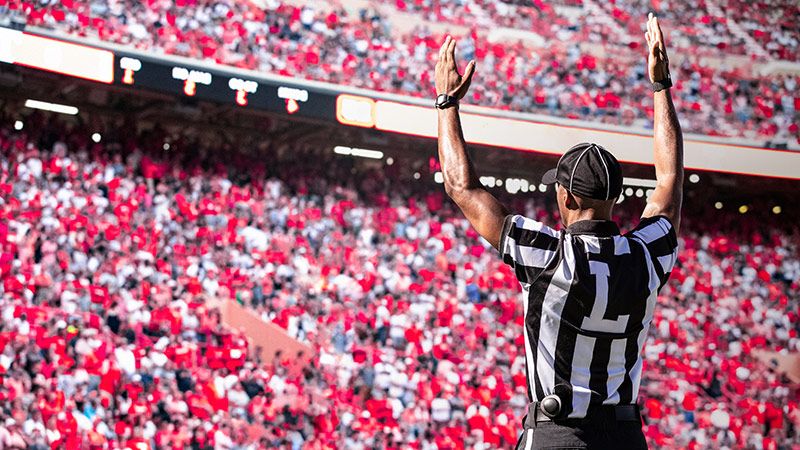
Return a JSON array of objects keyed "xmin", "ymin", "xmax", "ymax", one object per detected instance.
[
  {"xmin": 0, "ymin": 27, "xmax": 20, "ymax": 63},
  {"xmin": 0, "ymin": 26, "xmax": 338, "ymax": 118},
  {"xmin": 228, "ymin": 78, "xmax": 258, "ymax": 93},
  {"xmin": 0, "ymin": 27, "xmax": 113, "ymax": 83},
  {"xmin": 119, "ymin": 57, "xmax": 142, "ymax": 71},
  {"xmin": 277, "ymin": 86, "xmax": 308, "ymax": 102},
  {"xmin": 335, "ymin": 94, "xmax": 376, "ymax": 128},
  {"xmin": 171, "ymin": 67, "xmax": 212, "ymax": 85},
  {"xmin": 228, "ymin": 78, "xmax": 259, "ymax": 106},
  {"xmin": 119, "ymin": 56, "xmax": 141, "ymax": 85},
  {"xmin": 109, "ymin": 49, "xmax": 335, "ymax": 118},
  {"xmin": 171, "ymin": 66, "xmax": 213, "ymax": 97}
]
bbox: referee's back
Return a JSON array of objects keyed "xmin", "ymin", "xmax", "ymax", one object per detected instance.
[{"xmin": 500, "ymin": 213, "xmax": 678, "ymax": 419}]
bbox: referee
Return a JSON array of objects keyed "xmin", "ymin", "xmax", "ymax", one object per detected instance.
[{"xmin": 434, "ymin": 14, "xmax": 682, "ymax": 450}]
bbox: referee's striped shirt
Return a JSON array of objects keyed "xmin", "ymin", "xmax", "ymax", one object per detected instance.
[{"xmin": 499, "ymin": 214, "xmax": 679, "ymax": 419}]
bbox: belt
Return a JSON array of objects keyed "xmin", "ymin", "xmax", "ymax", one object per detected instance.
[{"xmin": 528, "ymin": 401, "xmax": 641, "ymax": 424}]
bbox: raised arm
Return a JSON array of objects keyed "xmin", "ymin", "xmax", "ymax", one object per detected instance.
[
  {"xmin": 641, "ymin": 13, "xmax": 684, "ymax": 234},
  {"xmin": 435, "ymin": 36, "xmax": 508, "ymax": 250}
]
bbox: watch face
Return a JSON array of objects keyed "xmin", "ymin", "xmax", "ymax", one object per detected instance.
[{"xmin": 435, "ymin": 94, "xmax": 456, "ymax": 109}]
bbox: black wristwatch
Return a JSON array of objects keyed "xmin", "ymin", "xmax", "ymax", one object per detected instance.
[
  {"xmin": 434, "ymin": 93, "xmax": 458, "ymax": 109},
  {"xmin": 652, "ymin": 74, "xmax": 673, "ymax": 92}
]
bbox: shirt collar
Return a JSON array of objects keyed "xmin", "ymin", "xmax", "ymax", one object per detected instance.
[{"xmin": 565, "ymin": 220, "xmax": 620, "ymax": 236}]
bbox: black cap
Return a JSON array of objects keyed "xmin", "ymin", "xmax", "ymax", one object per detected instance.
[{"xmin": 541, "ymin": 143, "xmax": 623, "ymax": 201}]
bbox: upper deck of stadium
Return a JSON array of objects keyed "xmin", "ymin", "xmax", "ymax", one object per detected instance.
[{"xmin": 0, "ymin": 0, "xmax": 798, "ymax": 149}]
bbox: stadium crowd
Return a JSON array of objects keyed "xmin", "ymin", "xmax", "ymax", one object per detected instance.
[
  {"xmin": 0, "ymin": 112, "xmax": 798, "ymax": 449},
  {"xmin": 1, "ymin": 0, "xmax": 799, "ymax": 147}
]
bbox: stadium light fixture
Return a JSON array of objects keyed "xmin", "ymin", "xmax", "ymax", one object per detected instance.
[
  {"xmin": 739, "ymin": 205, "xmax": 749, "ymax": 214},
  {"xmin": 505, "ymin": 178, "xmax": 531, "ymax": 194},
  {"xmin": 351, "ymin": 148, "xmax": 383, "ymax": 159},
  {"xmin": 333, "ymin": 146, "xmax": 383, "ymax": 160},
  {"xmin": 413, "ymin": 172, "xmax": 421, "ymax": 180},
  {"xmin": 434, "ymin": 172, "xmax": 444, "ymax": 184},
  {"xmin": 689, "ymin": 174, "xmax": 700, "ymax": 183},
  {"xmin": 386, "ymin": 157, "xmax": 394, "ymax": 166},
  {"xmin": 13, "ymin": 120, "xmax": 23, "ymax": 130},
  {"xmin": 506, "ymin": 178, "xmax": 518, "ymax": 194},
  {"xmin": 25, "ymin": 99, "xmax": 78, "ymax": 115},
  {"xmin": 635, "ymin": 189, "xmax": 644, "ymax": 198},
  {"xmin": 91, "ymin": 133, "xmax": 101, "ymax": 143},
  {"xmin": 715, "ymin": 202, "xmax": 723, "ymax": 210},
  {"xmin": 772, "ymin": 206, "xmax": 781, "ymax": 214}
]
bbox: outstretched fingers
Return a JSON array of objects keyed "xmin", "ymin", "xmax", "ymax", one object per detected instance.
[
  {"xmin": 461, "ymin": 60, "xmax": 476, "ymax": 91},
  {"xmin": 653, "ymin": 17, "xmax": 665, "ymax": 50},
  {"xmin": 447, "ymin": 37, "xmax": 458, "ymax": 71},
  {"xmin": 463, "ymin": 60, "xmax": 476, "ymax": 81},
  {"xmin": 439, "ymin": 36, "xmax": 451, "ymax": 61},
  {"xmin": 647, "ymin": 33, "xmax": 658, "ymax": 56},
  {"xmin": 646, "ymin": 13, "xmax": 665, "ymax": 56}
]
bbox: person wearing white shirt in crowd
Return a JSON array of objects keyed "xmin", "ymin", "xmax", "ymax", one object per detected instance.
[{"xmin": 430, "ymin": 395, "xmax": 452, "ymax": 423}]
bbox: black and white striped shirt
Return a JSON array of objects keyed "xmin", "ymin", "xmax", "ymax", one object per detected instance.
[{"xmin": 499, "ymin": 214, "xmax": 678, "ymax": 419}]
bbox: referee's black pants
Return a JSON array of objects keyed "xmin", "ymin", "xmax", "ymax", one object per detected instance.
[{"xmin": 514, "ymin": 406, "xmax": 648, "ymax": 450}]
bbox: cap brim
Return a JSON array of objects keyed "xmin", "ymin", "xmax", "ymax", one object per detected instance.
[{"xmin": 541, "ymin": 168, "xmax": 558, "ymax": 185}]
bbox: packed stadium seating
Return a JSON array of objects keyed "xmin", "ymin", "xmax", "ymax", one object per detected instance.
[
  {"xmin": 723, "ymin": 0, "xmax": 800, "ymax": 61},
  {"xmin": 2, "ymin": 0, "xmax": 798, "ymax": 146},
  {"xmin": 0, "ymin": 113, "xmax": 798, "ymax": 449}
]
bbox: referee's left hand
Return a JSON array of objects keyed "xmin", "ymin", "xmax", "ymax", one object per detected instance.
[
  {"xmin": 434, "ymin": 35, "xmax": 476, "ymax": 100},
  {"xmin": 645, "ymin": 13, "xmax": 670, "ymax": 83}
]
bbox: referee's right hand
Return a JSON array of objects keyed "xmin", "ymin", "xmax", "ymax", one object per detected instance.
[
  {"xmin": 642, "ymin": 12, "xmax": 683, "ymax": 234},
  {"xmin": 434, "ymin": 36, "xmax": 476, "ymax": 100}
]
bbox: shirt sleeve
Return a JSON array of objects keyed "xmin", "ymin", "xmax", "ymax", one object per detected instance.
[
  {"xmin": 498, "ymin": 214, "xmax": 560, "ymax": 284},
  {"xmin": 625, "ymin": 215, "xmax": 679, "ymax": 288}
]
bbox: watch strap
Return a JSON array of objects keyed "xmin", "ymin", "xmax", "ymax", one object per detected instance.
[
  {"xmin": 435, "ymin": 94, "xmax": 459, "ymax": 109},
  {"xmin": 652, "ymin": 75, "xmax": 673, "ymax": 92}
]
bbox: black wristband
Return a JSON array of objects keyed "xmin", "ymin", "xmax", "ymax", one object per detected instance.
[{"xmin": 652, "ymin": 76, "xmax": 673, "ymax": 92}]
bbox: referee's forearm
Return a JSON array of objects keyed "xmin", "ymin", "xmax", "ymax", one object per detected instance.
[
  {"xmin": 437, "ymin": 107, "xmax": 482, "ymax": 197},
  {"xmin": 652, "ymin": 90, "xmax": 684, "ymax": 181}
]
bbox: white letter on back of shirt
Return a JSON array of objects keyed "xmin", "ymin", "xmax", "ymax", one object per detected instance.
[{"xmin": 581, "ymin": 261, "xmax": 629, "ymax": 333}]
